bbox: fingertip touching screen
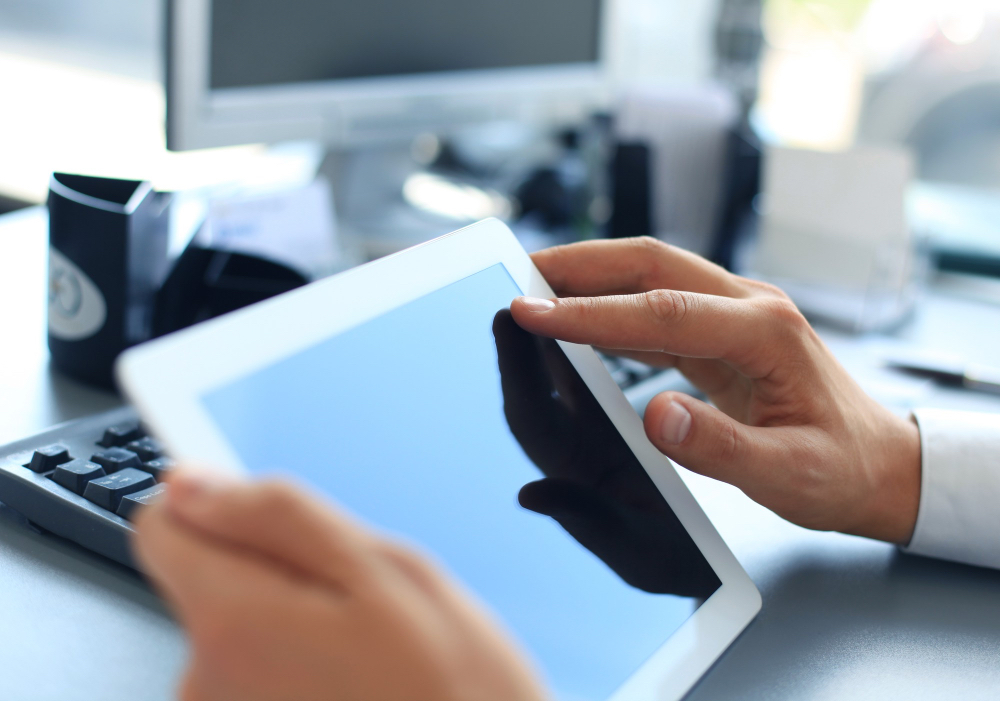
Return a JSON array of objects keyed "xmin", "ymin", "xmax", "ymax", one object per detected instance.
[{"xmin": 200, "ymin": 264, "xmax": 720, "ymax": 699}]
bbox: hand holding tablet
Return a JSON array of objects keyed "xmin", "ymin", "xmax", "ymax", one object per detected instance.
[
  {"xmin": 133, "ymin": 472, "xmax": 547, "ymax": 701},
  {"xmin": 513, "ymin": 237, "xmax": 922, "ymax": 545}
]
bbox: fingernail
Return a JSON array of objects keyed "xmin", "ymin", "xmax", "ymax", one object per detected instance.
[
  {"xmin": 519, "ymin": 296, "xmax": 556, "ymax": 312},
  {"xmin": 660, "ymin": 401, "xmax": 692, "ymax": 445}
]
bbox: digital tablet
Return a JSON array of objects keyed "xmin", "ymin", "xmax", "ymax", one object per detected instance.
[{"xmin": 117, "ymin": 219, "xmax": 760, "ymax": 701}]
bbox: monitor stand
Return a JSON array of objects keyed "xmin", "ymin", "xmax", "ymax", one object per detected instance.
[{"xmin": 319, "ymin": 142, "xmax": 491, "ymax": 262}]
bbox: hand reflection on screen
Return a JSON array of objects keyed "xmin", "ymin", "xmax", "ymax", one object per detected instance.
[{"xmin": 493, "ymin": 310, "xmax": 721, "ymax": 600}]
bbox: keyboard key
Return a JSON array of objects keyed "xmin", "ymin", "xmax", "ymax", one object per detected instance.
[
  {"xmin": 125, "ymin": 437, "xmax": 163, "ymax": 462},
  {"xmin": 26, "ymin": 445, "xmax": 72, "ymax": 473},
  {"xmin": 98, "ymin": 422, "xmax": 143, "ymax": 448},
  {"xmin": 140, "ymin": 457, "xmax": 175, "ymax": 479},
  {"xmin": 617, "ymin": 357, "xmax": 660, "ymax": 381},
  {"xmin": 91, "ymin": 448, "xmax": 142, "ymax": 473},
  {"xmin": 83, "ymin": 468, "xmax": 156, "ymax": 512},
  {"xmin": 116, "ymin": 483, "xmax": 167, "ymax": 521},
  {"xmin": 48, "ymin": 459, "xmax": 106, "ymax": 495}
]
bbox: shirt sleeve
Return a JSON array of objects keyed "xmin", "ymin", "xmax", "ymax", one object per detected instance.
[{"xmin": 904, "ymin": 409, "xmax": 1000, "ymax": 569}]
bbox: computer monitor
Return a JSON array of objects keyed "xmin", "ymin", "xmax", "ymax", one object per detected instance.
[{"xmin": 167, "ymin": 0, "xmax": 611, "ymax": 151}]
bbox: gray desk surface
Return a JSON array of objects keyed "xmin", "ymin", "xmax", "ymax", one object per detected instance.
[{"xmin": 2, "ymin": 207, "xmax": 1000, "ymax": 700}]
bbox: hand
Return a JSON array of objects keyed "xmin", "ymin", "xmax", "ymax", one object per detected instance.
[
  {"xmin": 133, "ymin": 471, "xmax": 546, "ymax": 701},
  {"xmin": 510, "ymin": 237, "xmax": 922, "ymax": 545},
  {"xmin": 492, "ymin": 310, "xmax": 719, "ymax": 598}
]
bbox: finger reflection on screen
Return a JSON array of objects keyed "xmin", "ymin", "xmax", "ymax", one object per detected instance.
[{"xmin": 493, "ymin": 310, "xmax": 721, "ymax": 600}]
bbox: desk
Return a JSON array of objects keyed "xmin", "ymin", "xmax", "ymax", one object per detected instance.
[
  {"xmin": 2, "ymin": 207, "xmax": 1000, "ymax": 700},
  {"xmin": 0, "ymin": 208, "xmax": 186, "ymax": 700}
]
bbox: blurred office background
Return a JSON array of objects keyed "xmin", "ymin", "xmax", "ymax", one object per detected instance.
[
  {"xmin": 0, "ymin": 0, "xmax": 727, "ymax": 204},
  {"xmin": 2, "ymin": 0, "xmax": 1000, "ymax": 326},
  {"xmin": 5, "ymin": 0, "xmax": 1000, "ymax": 192},
  {"xmin": 757, "ymin": 0, "xmax": 1000, "ymax": 186}
]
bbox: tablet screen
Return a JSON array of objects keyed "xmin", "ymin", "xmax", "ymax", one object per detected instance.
[{"xmin": 200, "ymin": 263, "xmax": 721, "ymax": 699}]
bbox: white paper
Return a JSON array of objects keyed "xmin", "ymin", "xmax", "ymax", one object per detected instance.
[{"xmin": 203, "ymin": 179, "xmax": 341, "ymax": 279}]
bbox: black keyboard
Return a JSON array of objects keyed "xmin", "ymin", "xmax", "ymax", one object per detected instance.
[{"xmin": 0, "ymin": 406, "xmax": 172, "ymax": 570}]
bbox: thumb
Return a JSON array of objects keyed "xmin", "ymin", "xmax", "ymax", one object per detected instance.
[{"xmin": 643, "ymin": 392, "xmax": 784, "ymax": 491}]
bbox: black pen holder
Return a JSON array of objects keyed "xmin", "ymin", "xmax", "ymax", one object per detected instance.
[{"xmin": 47, "ymin": 173, "xmax": 170, "ymax": 390}]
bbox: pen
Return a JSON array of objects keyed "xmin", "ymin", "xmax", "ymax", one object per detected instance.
[{"xmin": 886, "ymin": 357, "xmax": 1000, "ymax": 396}]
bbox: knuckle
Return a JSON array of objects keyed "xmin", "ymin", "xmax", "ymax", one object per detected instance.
[
  {"xmin": 575, "ymin": 295, "xmax": 604, "ymax": 317},
  {"xmin": 747, "ymin": 279, "xmax": 792, "ymax": 301},
  {"xmin": 632, "ymin": 235, "xmax": 669, "ymax": 256},
  {"xmin": 562, "ymin": 296, "xmax": 603, "ymax": 328},
  {"xmin": 756, "ymin": 297, "xmax": 808, "ymax": 333},
  {"xmin": 716, "ymin": 419, "xmax": 743, "ymax": 463},
  {"xmin": 572, "ymin": 295, "xmax": 622, "ymax": 329},
  {"xmin": 633, "ymin": 237, "xmax": 676, "ymax": 289},
  {"xmin": 643, "ymin": 289, "xmax": 690, "ymax": 326}
]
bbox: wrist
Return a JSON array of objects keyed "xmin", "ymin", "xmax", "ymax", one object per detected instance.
[{"xmin": 865, "ymin": 414, "xmax": 922, "ymax": 545}]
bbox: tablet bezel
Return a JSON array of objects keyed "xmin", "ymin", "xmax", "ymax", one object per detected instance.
[{"xmin": 117, "ymin": 218, "xmax": 761, "ymax": 700}]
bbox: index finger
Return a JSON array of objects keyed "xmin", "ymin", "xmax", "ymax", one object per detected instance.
[
  {"xmin": 511, "ymin": 291, "xmax": 805, "ymax": 380},
  {"xmin": 531, "ymin": 238, "xmax": 743, "ymax": 298}
]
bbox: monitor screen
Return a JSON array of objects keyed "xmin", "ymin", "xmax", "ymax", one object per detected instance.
[
  {"xmin": 209, "ymin": 0, "xmax": 603, "ymax": 90},
  {"xmin": 198, "ymin": 263, "xmax": 721, "ymax": 699}
]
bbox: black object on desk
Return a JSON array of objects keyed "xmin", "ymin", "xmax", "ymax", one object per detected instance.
[
  {"xmin": 46, "ymin": 173, "xmax": 309, "ymax": 391},
  {"xmin": 47, "ymin": 174, "xmax": 170, "ymax": 389},
  {"xmin": 153, "ymin": 244, "xmax": 307, "ymax": 337}
]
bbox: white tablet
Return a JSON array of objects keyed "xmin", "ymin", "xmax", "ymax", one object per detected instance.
[{"xmin": 117, "ymin": 219, "xmax": 760, "ymax": 701}]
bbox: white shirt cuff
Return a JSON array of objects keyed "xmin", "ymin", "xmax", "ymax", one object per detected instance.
[{"xmin": 904, "ymin": 409, "xmax": 1000, "ymax": 569}]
